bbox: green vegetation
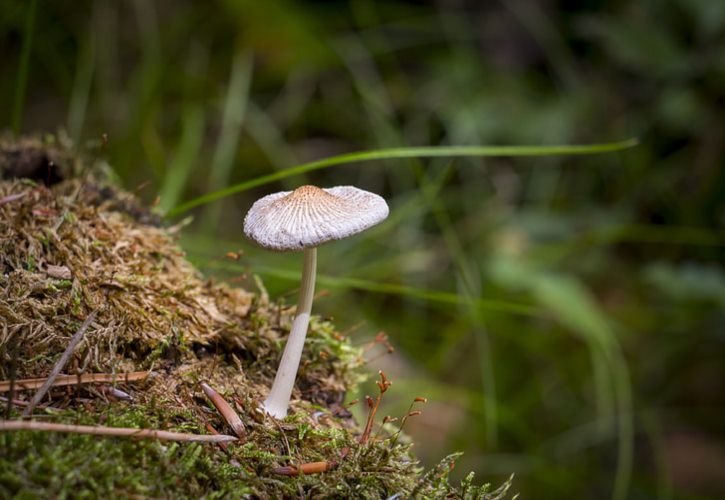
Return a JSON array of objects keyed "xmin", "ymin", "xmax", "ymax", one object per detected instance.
[
  {"xmin": 0, "ymin": 399, "xmax": 511, "ymax": 498},
  {"xmin": 0, "ymin": 137, "xmax": 513, "ymax": 498},
  {"xmin": 1, "ymin": 1, "xmax": 724, "ymax": 498}
]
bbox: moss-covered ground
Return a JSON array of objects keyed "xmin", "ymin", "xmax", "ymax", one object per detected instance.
[{"xmin": 0, "ymin": 135, "xmax": 512, "ymax": 498}]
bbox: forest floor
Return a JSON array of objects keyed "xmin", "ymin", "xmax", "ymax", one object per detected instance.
[{"xmin": 0, "ymin": 134, "xmax": 512, "ymax": 499}]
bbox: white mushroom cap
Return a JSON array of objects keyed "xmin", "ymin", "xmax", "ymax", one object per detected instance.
[{"xmin": 243, "ymin": 185, "xmax": 389, "ymax": 251}]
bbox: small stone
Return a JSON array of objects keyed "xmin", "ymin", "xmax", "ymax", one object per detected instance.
[{"xmin": 46, "ymin": 265, "xmax": 72, "ymax": 280}]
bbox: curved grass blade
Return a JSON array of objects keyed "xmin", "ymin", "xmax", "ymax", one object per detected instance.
[
  {"xmin": 166, "ymin": 139, "xmax": 638, "ymax": 216},
  {"xmin": 197, "ymin": 259, "xmax": 541, "ymax": 317}
]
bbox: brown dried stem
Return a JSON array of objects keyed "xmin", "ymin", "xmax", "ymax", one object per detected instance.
[
  {"xmin": 0, "ymin": 420, "xmax": 238, "ymax": 442},
  {"xmin": 22, "ymin": 310, "xmax": 98, "ymax": 417},
  {"xmin": 271, "ymin": 461, "xmax": 335, "ymax": 476},
  {"xmin": 358, "ymin": 370, "xmax": 391, "ymax": 445},
  {"xmin": 200, "ymin": 382, "xmax": 246, "ymax": 439},
  {"xmin": 0, "ymin": 396, "xmax": 61, "ymax": 411},
  {"xmin": 0, "ymin": 371, "xmax": 150, "ymax": 393},
  {"xmin": 0, "ymin": 191, "xmax": 26, "ymax": 205},
  {"xmin": 204, "ymin": 422, "xmax": 230, "ymax": 453}
]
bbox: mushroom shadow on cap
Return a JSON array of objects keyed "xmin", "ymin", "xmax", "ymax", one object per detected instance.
[{"xmin": 243, "ymin": 185, "xmax": 389, "ymax": 252}]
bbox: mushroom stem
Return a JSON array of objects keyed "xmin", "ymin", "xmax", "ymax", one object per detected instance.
[{"xmin": 263, "ymin": 246, "xmax": 317, "ymax": 419}]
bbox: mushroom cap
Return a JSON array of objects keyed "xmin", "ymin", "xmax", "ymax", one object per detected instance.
[{"xmin": 243, "ymin": 185, "xmax": 389, "ymax": 251}]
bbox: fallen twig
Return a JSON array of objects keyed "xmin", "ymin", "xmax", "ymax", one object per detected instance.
[
  {"xmin": 271, "ymin": 461, "xmax": 335, "ymax": 476},
  {"xmin": 0, "ymin": 371, "xmax": 150, "ymax": 393},
  {"xmin": 205, "ymin": 422, "xmax": 229, "ymax": 453},
  {"xmin": 0, "ymin": 396, "xmax": 61, "ymax": 411},
  {"xmin": 0, "ymin": 421, "xmax": 238, "ymax": 442},
  {"xmin": 22, "ymin": 310, "xmax": 98, "ymax": 417},
  {"xmin": 0, "ymin": 192, "xmax": 27, "ymax": 206},
  {"xmin": 3, "ymin": 324, "xmax": 19, "ymax": 419},
  {"xmin": 200, "ymin": 382, "xmax": 245, "ymax": 439}
]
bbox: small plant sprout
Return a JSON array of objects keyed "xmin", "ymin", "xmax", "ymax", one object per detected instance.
[
  {"xmin": 244, "ymin": 185, "xmax": 389, "ymax": 419},
  {"xmin": 389, "ymin": 396, "xmax": 428, "ymax": 447},
  {"xmin": 361, "ymin": 330, "xmax": 395, "ymax": 363},
  {"xmin": 359, "ymin": 370, "xmax": 392, "ymax": 444}
]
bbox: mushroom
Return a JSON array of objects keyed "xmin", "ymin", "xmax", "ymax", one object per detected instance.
[{"xmin": 244, "ymin": 185, "xmax": 389, "ymax": 419}]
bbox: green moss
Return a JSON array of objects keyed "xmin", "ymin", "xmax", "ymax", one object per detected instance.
[
  {"xmin": 0, "ymin": 429, "xmax": 253, "ymax": 498},
  {"xmin": 1, "ymin": 400, "xmax": 512, "ymax": 498},
  {"xmin": 0, "ymin": 135, "xmax": 513, "ymax": 499}
]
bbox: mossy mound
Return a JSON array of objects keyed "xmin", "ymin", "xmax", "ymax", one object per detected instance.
[{"xmin": 0, "ymin": 135, "xmax": 512, "ymax": 498}]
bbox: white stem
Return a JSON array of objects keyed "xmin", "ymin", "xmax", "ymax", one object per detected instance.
[{"xmin": 263, "ymin": 247, "xmax": 317, "ymax": 419}]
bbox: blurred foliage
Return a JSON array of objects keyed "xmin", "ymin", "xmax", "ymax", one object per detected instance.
[{"xmin": 1, "ymin": 0, "xmax": 724, "ymax": 498}]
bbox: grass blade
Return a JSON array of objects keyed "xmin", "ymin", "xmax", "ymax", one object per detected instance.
[
  {"xmin": 67, "ymin": 30, "xmax": 95, "ymax": 144},
  {"xmin": 11, "ymin": 0, "xmax": 38, "ymax": 135},
  {"xmin": 167, "ymin": 139, "xmax": 639, "ymax": 216},
  {"xmin": 157, "ymin": 105, "xmax": 206, "ymax": 212},
  {"xmin": 201, "ymin": 50, "xmax": 253, "ymax": 227},
  {"xmin": 195, "ymin": 259, "xmax": 540, "ymax": 317}
]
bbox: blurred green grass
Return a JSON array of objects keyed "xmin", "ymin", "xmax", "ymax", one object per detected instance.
[{"xmin": 2, "ymin": 1, "xmax": 724, "ymax": 498}]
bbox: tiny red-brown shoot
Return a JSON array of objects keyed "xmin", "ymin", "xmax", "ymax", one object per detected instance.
[
  {"xmin": 358, "ymin": 370, "xmax": 391, "ymax": 444},
  {"xmin": 389, "ymin": 396, "xmax": 427, "ymax": 447}
]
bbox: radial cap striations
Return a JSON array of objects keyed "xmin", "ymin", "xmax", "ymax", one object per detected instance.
[{"xmin": 243, "ymin": 185, "xmax": 389, "ymax": 251}]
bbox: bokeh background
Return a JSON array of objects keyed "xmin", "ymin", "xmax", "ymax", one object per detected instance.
[{"xmin": 2, "ymin": 1, "xmax": 724, "ymax": 498}]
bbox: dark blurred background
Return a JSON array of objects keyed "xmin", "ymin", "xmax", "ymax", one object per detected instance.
[{"xmin": 1, "ymin": 1, "xmax": 724, "ymax": 498}]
